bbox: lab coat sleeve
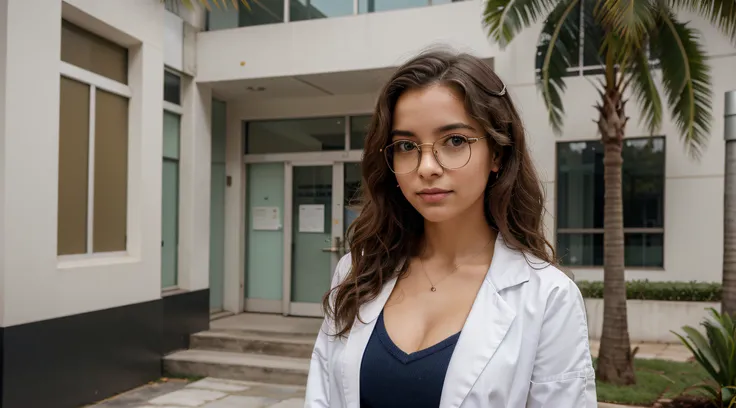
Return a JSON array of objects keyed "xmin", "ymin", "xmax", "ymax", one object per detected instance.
[
  {"xmin": 304, "ymin": 254, "xmax": 351, "ymax": 407},
  {"xmin": 526, "ymin": 278, "xmax": 598, "ymax": 408}
]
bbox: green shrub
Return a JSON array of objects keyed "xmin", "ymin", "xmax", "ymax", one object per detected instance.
[
  {"xmin": 672, "ymin": 308, "xmax": 736, "ymax": 408},
  {"xmin": 575, "ymin": 280, "xmax": 722, "ymax": 302}
]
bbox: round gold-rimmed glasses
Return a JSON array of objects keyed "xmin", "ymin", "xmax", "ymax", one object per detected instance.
[{"xmin": 380, "ymin": 134, "xmax": 489, "ymax": 174}]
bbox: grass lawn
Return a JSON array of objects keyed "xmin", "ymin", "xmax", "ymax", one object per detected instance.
[{"xmin": 595, "ymin": 358, "xmax": 712, "ymax": 406}]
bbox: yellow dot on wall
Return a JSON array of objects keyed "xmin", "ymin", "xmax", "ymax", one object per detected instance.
[{"xmin": 240, "ymin": 61, "xmax": 246, "ymax": 66}]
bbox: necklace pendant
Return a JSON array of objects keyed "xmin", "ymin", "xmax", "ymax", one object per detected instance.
[{"xmin": 430, "ymin": 286, "xmax": 437, "ymax": 292}]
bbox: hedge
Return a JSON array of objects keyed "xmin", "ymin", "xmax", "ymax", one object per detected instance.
[{"xmin": 575, "ymin": 280, "xmax": 722, "ymax": 302}]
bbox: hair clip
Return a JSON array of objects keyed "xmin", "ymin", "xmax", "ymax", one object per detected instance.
[{"xmin": 489, "ymin": 83, "xmax": 507, "ymax": 97}]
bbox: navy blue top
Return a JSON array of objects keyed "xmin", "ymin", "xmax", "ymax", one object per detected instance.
[{"xmin": 359, "ymin": 310, "xmax": 461, "ymax": 408}]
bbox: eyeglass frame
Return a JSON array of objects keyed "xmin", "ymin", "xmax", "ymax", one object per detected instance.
[{"xmin": 380, "ymin": 135, "xmax": 490, "ymax": 174}]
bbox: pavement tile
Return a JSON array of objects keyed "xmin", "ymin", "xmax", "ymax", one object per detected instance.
[
  {"xmin": 138, "ymin": 406, "xmax": 191, "ymax": 408},
  {"xmin": 267, "ymin": 399, "xmax": 305, "ymax": 408},
  {"xmin": 202, "ymin": 395, "xmax": 280, "ymax": 408},
  {"xmin": 149, "ymin": 389, "xmax": 227, "ymax": 407},
  {"xmin": 187, "ymin": 379, "xmax": 250, "ymax": 393}
]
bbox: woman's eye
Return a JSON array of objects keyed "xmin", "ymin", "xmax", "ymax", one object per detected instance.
[
  {"xmin": 445, "ymin": 135, "xmax": 467, "ymax": 147},
  {"xmin": 396, "ymin": 141, "xmax": 416, "ymax": 152}
]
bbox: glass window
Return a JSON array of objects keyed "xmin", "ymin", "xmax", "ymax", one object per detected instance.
[
  {"xmin": 58, "ymin": 77, "xmax": 91, "ymax": 256},
  {"xmin": 164, "ymin": 71, "xmax": 181, "ymax": 105},
  {"xmin": 163, "ymin": 111, "xmax": 181, "ymax": 160},
  {"xmin": 246, "ymin": 116, "xmax": 346, "ymax": 154},
  {"xmin": 350, "ymin": 115, "xmax": 371, "ymax": 150},
  {"xmin": 556, "ymin": 137, "xmax": 665, "ymax": 267},
  {"xmin": 93, "ymin": 89, "xmax": 129, "ymax": 253},
  {"xmin": 239, "ymin": 0, "xmax": 285, "ymax": 26},
  {"xmin": 61, "ymin": 20, "xmax": 128, "ymax": 84},
  {"xmin": 290, "ymin": 0, "xmax": 353, "ymax": 21}
]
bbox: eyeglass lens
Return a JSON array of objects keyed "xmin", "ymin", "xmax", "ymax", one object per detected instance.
[{"xmin": 384, "ymin": 135, "xmax": 473, "ymax": 174}]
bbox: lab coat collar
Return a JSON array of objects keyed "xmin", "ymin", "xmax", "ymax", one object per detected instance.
[{"xmin": 341, "ymin": 234, "xmax": 530, "ymax": 408}]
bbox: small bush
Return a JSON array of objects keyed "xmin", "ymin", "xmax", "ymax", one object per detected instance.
[{"xmin": 575, "ymin": 280, "xmax": 722, "ymax": 302}]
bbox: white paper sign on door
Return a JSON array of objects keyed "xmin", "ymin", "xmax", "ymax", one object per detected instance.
[
  {"xmin": 299, "ymin": 204, "xmax": 325, "ymax": 233},
  {"xmin": 252, "ymin": 206, "xmax": 280, "ymax": 230}
]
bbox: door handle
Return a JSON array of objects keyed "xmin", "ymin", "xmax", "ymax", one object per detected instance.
[{"xmin": 322, "ymin": 236, "xmax": 344, "ymax": 253}]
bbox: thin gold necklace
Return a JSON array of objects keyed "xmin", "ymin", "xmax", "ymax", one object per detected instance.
[{"xmin": 418, "ymin": 239, "xmax": 494, "ymax": 292}]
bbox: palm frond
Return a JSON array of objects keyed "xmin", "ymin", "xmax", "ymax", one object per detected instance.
[
  {"xmin": 668, "ymin": 0, "xmax": 736, "ymax": 44},
  {"xmin": 483, "ymin": 0, "xmax": 561, "ymax": 48},
  {"xmin": 650, "ymin": 7, "xmax": 712, "ymax": 160},
  {"xmin": 535, "ymin": 0, "xmax": 582, "ymax": 134},
  {"xmin": 624, "ymin": 46, "xmax": 663, "ymax": 135},
  {"xmin": 594, "ymin": 0, "xmax": 657, "ymax": 49}
]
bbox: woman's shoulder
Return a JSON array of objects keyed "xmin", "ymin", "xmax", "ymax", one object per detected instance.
[
  {"xmin": 331, "ymin": 253, "xmax": 353, "ymax": 289},
  {"xmin": 497, "ymin": 245, "xmax": 584, "ymax": 306}
]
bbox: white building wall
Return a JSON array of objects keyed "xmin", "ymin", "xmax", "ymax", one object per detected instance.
[
  {"xmin": 196, "ymin": 0, "xmax": 497, "ymax": 81},
  {"xmin": 0, "ymin": 0, "xmax": 163, "ymax": 327},
  {"xmin": 214, "ymin": 4, "xmax": 736, "ymax": 285},
  {"xmin": 0, "ymin": 0, "xmax": 210, "ymax": 327}
]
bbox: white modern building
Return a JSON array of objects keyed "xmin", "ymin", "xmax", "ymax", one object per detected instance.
[{"xmin": 0, "ymin": 0, "xmax": 733, "ymax": 406}]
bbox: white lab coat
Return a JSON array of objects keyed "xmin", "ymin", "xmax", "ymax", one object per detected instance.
[{"xmin": 305, "ymin": 235, "xmax": 598, "ymax": 408}]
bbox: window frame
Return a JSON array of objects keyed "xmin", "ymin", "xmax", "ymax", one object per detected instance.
[
  {"xmin": 535, "ymin": 1, "xmax": 659, "ymax": 78},
  {"xmin": 58, "ymin": 48, "xmax": 131, "ymax": 259},
  {"xmin": 162, "ymin": 68, "xmax": 183, "ymax": 291},
  {"xmin": 554, "ymin": 136, "xmax": 667, "ymax": 269}
]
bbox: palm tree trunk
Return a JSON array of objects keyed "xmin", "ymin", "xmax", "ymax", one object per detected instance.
[
  {"xmin": 595, "ymin": 87, "xmax": 636, "ymax": 385},
  {"xmin": 723, "ymin": 90, "xmax": 736, "ymax": 318}
]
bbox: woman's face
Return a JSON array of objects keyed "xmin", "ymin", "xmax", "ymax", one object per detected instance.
[{"xmin": 390, "ymin": 84, "xmax": 499, "ymax": 224}]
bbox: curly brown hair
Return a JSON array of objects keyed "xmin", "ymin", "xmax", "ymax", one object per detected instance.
[{"xmin": 322, "ymin": 48, "xmax": 557, "ymax": 337}]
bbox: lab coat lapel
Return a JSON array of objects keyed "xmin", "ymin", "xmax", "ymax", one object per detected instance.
[
  {"xmin": 342, "ymin": 274, "xmax": 398, "ymax": 408},
  {"xmin": 439, "ymin": 236, "xmax": 530, "ymax": 408}
]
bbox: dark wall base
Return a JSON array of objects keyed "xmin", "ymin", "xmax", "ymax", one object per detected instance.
[
  {"xmin": 163, "ymin": 289, "xmax": 210, "ymax": 354},
  {"xmin": 0, "ymin": 289, "xmax": 209, "ymax": 408}
]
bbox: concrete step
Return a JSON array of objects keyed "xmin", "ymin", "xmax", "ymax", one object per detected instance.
[
  {"xmin": 191, "ymin": 330, "xmax": 315, "ymax": 358},
  {"xmin": 164, "ymin": 349, "xmax": 310, "ymax": 386}
]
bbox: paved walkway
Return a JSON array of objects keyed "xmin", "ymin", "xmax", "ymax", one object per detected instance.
[
  {"xmin": 91, "ymin": 378, "xmax": 306, "ymax": 408},
  {"xmin": 589, "ymin": 339, "xmax": 691, "ymax": 362},
  {"xmin": 91, "ymin": 340, "xmax": 692, "ymax": 407},
  {"xmin": 92, "ymin": 377, "xmax": 640, "ymax": 408}
]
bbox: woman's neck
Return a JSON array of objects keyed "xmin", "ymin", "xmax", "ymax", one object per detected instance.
[{"xmin": 421, "ymin": 200, "xmax": 497, "ymax": 265}]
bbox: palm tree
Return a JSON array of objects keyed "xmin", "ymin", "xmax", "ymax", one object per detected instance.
[{"xmin": 484, "ymin": 0, "xmax": 736, "ymax": 385}]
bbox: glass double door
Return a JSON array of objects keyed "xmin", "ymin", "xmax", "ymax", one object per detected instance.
[
  {"xmin": 286, "ymin": 162, "xmax": 362, "ymax": 316},
  {"xmin": 245, "ymin": 160, "xmax": 361, "ymax": 317}
]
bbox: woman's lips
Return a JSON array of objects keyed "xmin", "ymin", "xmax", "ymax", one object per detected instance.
[{"xmin": 417, "ymin": 188, "xmax": 452, "ymax": 203}]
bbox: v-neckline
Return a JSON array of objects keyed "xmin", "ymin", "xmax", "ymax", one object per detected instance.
[{"xmin": 376, "ymin": 311, "xmax": 461, "ymax": 364}]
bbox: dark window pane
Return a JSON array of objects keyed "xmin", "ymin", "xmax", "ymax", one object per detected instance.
[
  {"xmin": 350, "ymin": 115, "xmax": 371, "ymax": 150},
  {"xmin": 558, "ymin": 232, "xmax": 663, "ymax": 267},
  {"xmin": 622, "ymin": 138, "xmax": 665, "ymax": 228},
  {"xmin": 239, "ymin": 0, "xmax": 284, "ymax": 26},
  {"xmin": 556, "ymin": 141, "xmax": 604, "ymax": 228},
  {"xmin": 61, "ymin": 20, "xmax": 127, "ymax": 84},
  {"xmin": 290, "ymin": 0, "xmax": 353, "ymax": 21},
  {"xmin": 581, "ymin": 0, "xmax": 605, "ymax": 67},
  {"xmin": 624, "ymin": 233, "xmax": 664, "ymax": 268},
  {"xmin": 164, "ymin": 71, "xmax": 181, "ymax": 105},
  {"xmin": 557, "ymin": 137, "xmax": 664, "ymax": 229},
  {"xmin": 93, "ymin": 89, "xmax": 129, "ymax": 253},
  {"xmin": 557, "ymin": 233, "xmax": 604, "ymax": 266},
  {"xmin": 58, "ymin": 77, "xmax": 90, "ymax": 255},
  {"xmin": 246, "ymin": 117, "xmax": 346, "ymax": 154},
  {"xmin": 535, "ymin": 1, "xmax": 580, "ymax": 72}
]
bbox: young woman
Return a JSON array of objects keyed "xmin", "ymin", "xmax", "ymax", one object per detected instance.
[{"xmin": 305, "ymin": 49, "xmax": 597, "ymax": 408}]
